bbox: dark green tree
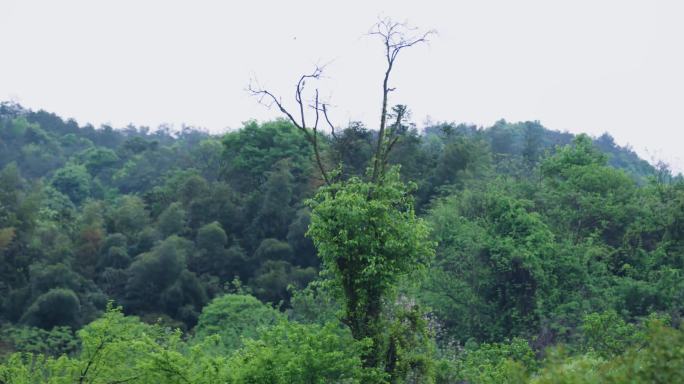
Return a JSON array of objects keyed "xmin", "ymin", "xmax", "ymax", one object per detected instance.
[
  {"xmin": 124, "ymin": 235, "xmax": 191, "ymax": 313},
  {"xmin": 51, "ymin": 164, "xmax": 91, "ymax": 205},
  {"xmin": 20, "ymin": 288, "xmax": 81, "ymax": 329},
  {"xmin": 156, "ymin": 202, "xmax": 188, "ymax": 238}
]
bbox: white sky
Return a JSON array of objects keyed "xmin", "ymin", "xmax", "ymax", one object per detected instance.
[{"xmin": 1, "ymin": 0, "xmax": 683, "ymax": 172}]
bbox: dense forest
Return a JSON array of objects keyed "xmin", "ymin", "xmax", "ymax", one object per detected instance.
[{"xmin": 0, "ymin": 97, "xmax": 682, "ymax": 383}]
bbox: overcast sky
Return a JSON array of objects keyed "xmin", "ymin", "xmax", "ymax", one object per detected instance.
[{"xmin": 1, "ymin": 0, "xmax": 683, "ymax": 172}]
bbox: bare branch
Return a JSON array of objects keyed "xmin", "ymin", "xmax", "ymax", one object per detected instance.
[
  {"xmin": 382, "ymin": 135, "xmax": 401, "ymax": 170},
  {"xmin": 247, "ymin": 82, "xmax": 312, "ymax": 140},
  {"xmin": 310, "ymin": 89, "xmax": 330, "ymax": 184},
  {"xmin": 322, "ymin": 104, "xmax": 337, "ymax": 140},
  {"xmin": 313, "ymin": 89, "xmax": 320, "ymax": 132},
  {"xmin": 295, "ymin": 76, "xmax": 306, "ymax": 128},
  {"xmin": 248, "ymin": 67, "xmax": 331, "ymax": 185},
  {"xmin": 295, "ymin": 66, "xmax": 324, "ymax": 128},
  {"xmin": 369, "ymin": 17, "xmax": 434, "ymax": 182},
  {"xmin": 248, "ymin": 18, "xmax": 433, "ymax": 185},
  {"xmin": 369, "ymin": 17, "xmax": 436, "ymax": 67},
  {"xmin": 381, "ymin": 105, "xmax": 407, "ymax": 171}
]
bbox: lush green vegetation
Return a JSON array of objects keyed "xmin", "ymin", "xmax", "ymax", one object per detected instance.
[{"xmin": 0, "ymin": 99, "xmax": 682, "ymax": 383}]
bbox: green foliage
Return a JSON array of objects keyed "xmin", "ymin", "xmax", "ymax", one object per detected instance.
[
  {"xmin": 540, "ymin": 134, "xmax": 637, "ymax": 245},
  {"xmin": 424, "ymin": 187, "xmax": 556, "ymax": 342},
  {"xmin": 249, "ymin": 260, "xmax": 316, "ymax": 305},
  {"xmin": 307, "ymin": 168, "xmax": 434, "ymax": 360},
  {"xmin": 423, "ymin": 130, "xmax": 492, "ymax": 199},
  {"xmin": 228, "ymin": 320, "xmax": 386, "ymax": 383},
  {"xmin": 98, "ymin": 234, "xmax": 130, "ymax": 270},
  {"xmin": 533, "ymin": 320, "xmax": 684, "ymax": 384},
  {"xmin": 0, "ymin": 227, "xmax": 15, "ymax": 252},
  {"xmin": 222, "ymin": 119, "xmax": 314, "ymax": 192},
  {"xmin": 0, "ymin": 305, "xmax": 230, "ymax": 383},
  {"xmin": 20, "ymin": 288, "xmax": 81, "ymax": 329},
  {"xmin": 451, "ymin": 338, "xmax": 536, "ymax": 384},
  {"xmin": 385, "ymin": 302, "xmax": 437, "ymax": 383},
  {"xmin": 76, "ymin": 146, "xmax": 119, "ymax": 176},
  {"xmin": 124, "ymin": 235, "xmax": 205, "ymax": 317},
  {"xmin": 156, "ymin": 202, "xmax": 187, "ymax": 238},
  {"xmin": 28, "ymin": 263, "xmax": 82, "ymax": 295},
  {"xmin": 0, "ymin": 325, "xmax": 78, "ymax": 357},
  {"xmin": 253, "ymin": 238, "xmax": 293, "ymax": 264},
  {"xmin": 193, "ymin": 294, "xmax": 283, "ymax": 352},
  {"xmin": 331, "ymin": 122, "xmax": 375, "ymax": 178},
  {"xmin": 109, "ymin": 195, "xmax": 149, "ymax": 240},
  {"xmin": 50, "ymin": 164, "xmax": 91, "ymax": 205},
  {"xmin": 603, "ymin": 320, "xmax": 684, "ymax": 383},
  {"xmin": 1, "ymin": 103, "xmax": 682, "ymax": 382},
  {"xmin": 286, "ymin": 208, "xmax": 318, "ymax": 267},
  {"xmin": 530, "ymin": 350, "xmax": 605, "ymax": 384},
  {"xmin": 287, "ymin": 281, "xmax": 342, "ymax": 324},
  {"xmin": 195, "ymin": 221, "xmax": 227, "ymax": 254},
  {"xmin": 246, "ymin": 160, "xmax": 297, "ymax": 248},
  {"xmin": 580, "ymin": 310, "xmax": 638, "ymax": 358},
  {"xmin": 192, "ymin": 138, "xmax": 224, "ymax": 181}
]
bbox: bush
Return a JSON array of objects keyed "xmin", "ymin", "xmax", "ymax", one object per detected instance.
[
  {"xmin": 228, "ymin": 320, "xmax": 386, "ymax": 383},
  {"xmin": 193, "ymin": 294, "xmax": 282, "ymax": 352}
]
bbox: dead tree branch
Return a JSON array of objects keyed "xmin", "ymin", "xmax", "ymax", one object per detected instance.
[
  {"xmin": 369, "ymin": 17, "xmax": 435, "ymax": 182},
  {"xmin": 248, "ymin": 17, "xmax": 433, "ymax": 186},
  {"xmin": 248, "ymin": 66, "xmax": 332, "ymax": 184},
  {"xmin": 381, "ymin": 105, "xmax": 408, "ymax": 169},
  {"xmin": 322, "ymin": 104, "xmax": 337, "ymax": 140}
]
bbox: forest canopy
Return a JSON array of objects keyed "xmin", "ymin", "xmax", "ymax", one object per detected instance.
[{"xmin": 1, "ymin": 97, "xmax": 682, "ymax": 383}]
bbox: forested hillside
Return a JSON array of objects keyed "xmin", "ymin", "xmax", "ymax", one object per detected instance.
[{"xmin": 1, "ymin": 100, "xmax": 683, "ymax": 383}]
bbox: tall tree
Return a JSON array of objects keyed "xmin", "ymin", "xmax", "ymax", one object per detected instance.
[
  {"xmin": 248, "ymin": 18, "xmax": 436, "ymax": 376},
  {"xmin": 249, "ymin": 18, "xmax": 433, "ymax": 186}
]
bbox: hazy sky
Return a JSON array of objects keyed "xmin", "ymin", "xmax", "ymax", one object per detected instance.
[{"xmin": 2, "ymin": 0, "xmax": 683, "ymax": 172}]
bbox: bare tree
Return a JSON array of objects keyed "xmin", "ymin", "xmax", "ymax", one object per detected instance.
[
  {"xmin": 369, "ymin": 17, "xmax": 435, "ymax": 182},
  {"xmin": 249, "ymin": 17, "xmax": 434, "ymax": 184}
]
